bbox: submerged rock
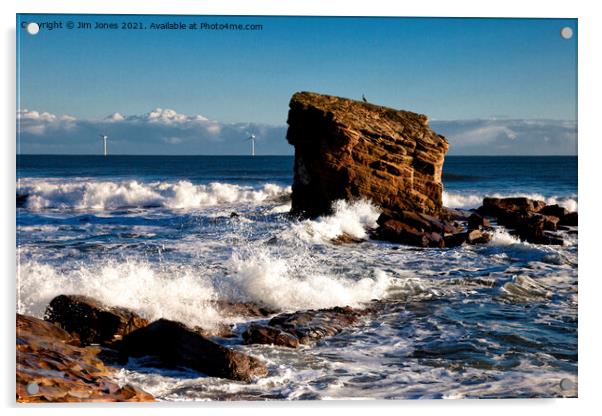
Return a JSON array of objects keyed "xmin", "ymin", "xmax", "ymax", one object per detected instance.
[
  {"xmin": 16, "ymin": 314, "xmax": 153, "ymax": 403},
  {"xmin": 44, "ymin": 295, "xmax": 149, "ymax": 346},
  {"xmin": 116, "ymin": 319, "xmax": 268, "ymax": 381},
  {"xmin": 286, "ymin": 91, "xmax": 449, "ymax": 219}
]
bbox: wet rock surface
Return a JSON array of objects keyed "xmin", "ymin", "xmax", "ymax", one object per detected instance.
[
  {"xmin": 16, "ymin": 314, "xmax": 154, "ymax": 403},
  {"xmin": 243, "ymin": 306, "xmax": 371, "ymax": 347},
  {"xmin": 372, "ymin": 212, "xmax": 460, "ymax": 248},
  {"xmin": 116, "ymin": 319, "xmax": 268, "ymax": 382},
  {"xmin": 286, "ymin": 91, "xmax": 449, "ymax": 219},
  {"xmin": 242, "ymin": 324, "xmax": 300, "ymax": 348},
  {"xmin": 44, "ymin": 294, "xmax": 149, "ymax": 346}
]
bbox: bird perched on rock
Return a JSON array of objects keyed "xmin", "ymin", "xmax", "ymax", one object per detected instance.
[{"xmin": 362, "ymin": 94, "xmax": 368, "ymax": 103}]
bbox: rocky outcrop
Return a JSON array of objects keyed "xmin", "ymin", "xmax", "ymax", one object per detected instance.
[
  {"xmin": 16, "ymin": 314, "xmax": 153, "ymax": 403},
  {"xmin": 243, "ymin": 306, "xmax": 369, "ymax": 347},
  {"xmin": 117, "ymin": 319, "xmax": 268, "ymax": 382},
  {"xmin": 372, "ymin": 211, "xmax": 460, "ymax": 248},
  {"xmin": 44, "ymin": 295, "xmax": 149, "ymax": 346},
  {"xmin": 286, "ymin": 92, "xmax": 449, "ymax": 219},
  {"xmin": 477, "ymin": 197, "xmax": 576, "ymax": 245}
]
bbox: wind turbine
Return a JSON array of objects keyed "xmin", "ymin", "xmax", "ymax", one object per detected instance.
[
  {"xmin": 245, "ymin": 133, "xmax": 256, "ymax": 156},
  {"xmin": 100, "ymin": 134, "xmax": 108, "ymax": 156}
]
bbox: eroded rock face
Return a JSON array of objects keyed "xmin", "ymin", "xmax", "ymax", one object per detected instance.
[
  {"xmin": 117, "ymin": 319, "xmax": 268, "ymax": 382},
  {"xmin": 44, "ymin": 295, "xmax": 149, "ymax": 346},
  {"xmin": 286, "ymin": 92, "xmax": 449, "ymax": 218},
  {"xmin": 16, "ymin": 314, "xmax": 153, "ymax": 403}
]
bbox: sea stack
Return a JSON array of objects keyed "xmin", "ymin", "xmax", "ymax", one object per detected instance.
[{"xmin": 286, "ymin": 91, "xmax": 449, "ymax": 218}]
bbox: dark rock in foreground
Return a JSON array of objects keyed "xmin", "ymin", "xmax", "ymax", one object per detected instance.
[
  {"xmin": 286, "ymin": 91, "xmax": 449, "ymax": 218},
  {"xmin": 117, "ymin": 319, "xmax": 268, "ymax": 381},
  {"xmin": 44, "ymin": 295, "xmax": 149, "ymax": 346},
  {"xmin": 17, "ymin": 314, "xmax": 153, "ymax": 403},
  {"xmin": 243, "ymin": 306, "xmax": 370, "ymax": 348}
]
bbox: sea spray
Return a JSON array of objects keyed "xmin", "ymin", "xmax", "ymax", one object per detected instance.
[
  {"xmin": 17, "ymin": 260, "xmax": 222, "ymax": 329},
  {"xmin": 286, "ymin": 199, "xmax": 380, "ymax": 244},
  {"xmin": 225, "ymin": 247, "xmax": 393, "ymax": 311}
]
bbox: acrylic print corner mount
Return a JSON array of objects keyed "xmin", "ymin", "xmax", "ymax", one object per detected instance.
[{"xmin": 16, "ymin": 14, "xmax": 577, "ymax": 402}]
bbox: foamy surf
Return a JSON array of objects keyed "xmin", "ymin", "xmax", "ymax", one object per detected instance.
[
  {"xmin": 286, "ymin": 199, "xmax": 380, "ymax": 244},
  {"xmin": 225, "ymin": 248, "xmax": 392, "ymax": 311},
  {"xmin": 17, "ymin": 178, "xmax": 291, "ymax": 211},
  {"xmin": 17, "ymin": 252, "xmax": 395, "ymax": 329}
]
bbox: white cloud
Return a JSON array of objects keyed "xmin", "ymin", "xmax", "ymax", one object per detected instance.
[
  {"xmin": 106, "ymin": 112, "xmax": 125, "ymax": 122},
  {"xmin": 17, "ymin": 109, "xmax": 77, "ymax": 135},
  {"xmin": 431, "ymin": 118, "xmax": 577, "ymax": 155},
  {"xmin": 16, "ymin": 109, "xmax": 577, "ymax": 156},
  {"xmin": 17, "ymin": 108, "xmax": 289, "ymax": 155}
]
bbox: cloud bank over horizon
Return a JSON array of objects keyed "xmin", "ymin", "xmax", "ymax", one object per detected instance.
[{"xmin": 17, "ymin": 108, "xmax": 577, "ymax": 156}]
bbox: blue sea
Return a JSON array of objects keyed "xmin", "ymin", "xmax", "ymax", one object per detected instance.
[{"xmin": 16, "ymin": 155, "xmax": 577, "ymax": 400}]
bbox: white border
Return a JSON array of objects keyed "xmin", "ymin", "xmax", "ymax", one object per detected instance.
[{"xmin": 3, "ymin": 1, "xmax": 600, "ymax": 415}]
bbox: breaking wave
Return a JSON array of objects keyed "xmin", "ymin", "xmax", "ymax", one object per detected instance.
[
  {"xmin": 287, "ymin": 199, "xmax": 380, "ymax": 244},
  {"xmin": 17, "ymin": 179, "xmax": 291, "ymax": 211},
  {"xmin": 17, "ymin": 252, "xmax": 394, "ymax": 328}
]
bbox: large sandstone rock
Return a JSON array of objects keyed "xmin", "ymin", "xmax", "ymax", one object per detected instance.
[
  {"xmin": 44, "ymin": 295, "xmax": 149, "ymax": 346},
  {"xmin": 117, "ymin": 319, "xmax": 268, "ymax": 382},
  {"xmin": 16, "ymin": 314, "xmax": 153, "ymax": 403},
  {"xmin": 286, "ymin": 92, "xmax": 449, "ymax": 218}
]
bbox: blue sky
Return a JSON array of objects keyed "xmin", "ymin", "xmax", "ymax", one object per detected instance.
[{"xmin": 17, "ymin": 14, "xmax": 577, "ymax": 155}]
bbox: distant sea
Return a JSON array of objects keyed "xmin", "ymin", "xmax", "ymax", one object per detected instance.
[{"xmin": 16, "ymin": 155, "xmax": 578, "ymax": 399}]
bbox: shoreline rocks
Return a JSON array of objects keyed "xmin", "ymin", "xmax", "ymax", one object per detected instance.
[
  {"xmin": 116, "ymin": 319, "xmax": 268, "ymax": 382},
  {"xmin": 243, "ymin": 306, "xmax": 371, "ymax": 347},
  {"xmin": 41, "ymin": 295, "xmax": 269, "ymax": 382},
  {"xmin": 286, "ymin": 92, "xmax": 448, "ymax": 219},
  {"xmin": 44, "ymin": 295, "xmax": 149, "ymax": 346},
  {"xmin": 476, "ymin": 197, "xmax": 576, "ymax": 245},
  {"xmin": 17, "ymin": 314, "xmax": 154, "ymax": 402}
]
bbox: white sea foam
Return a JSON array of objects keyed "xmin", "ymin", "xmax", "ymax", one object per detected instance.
[
  {"xmin": 443, "ymin": 191, "xmax": 578, "ymax": 212},
  {"xmin": 224, "ymin": 249, "xmax": 392, "ymax": 311},
  {"xmin": 18, "ymin": 179, "xmax": 291, "ymax": 211},
  {"xmin": 287, "ymin": 199, "xmax": 380, "ymax": 244},
  {"xmin": 17, "ymin": 251, "xmax": 394, "ymax": 328},
  {"xmin": 17, "ymin": 260, "xmax": 221, "ymax": 329},
  {"xmin": 487, "ymin": 228, "xmax": 522, "ymax": 247}
]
